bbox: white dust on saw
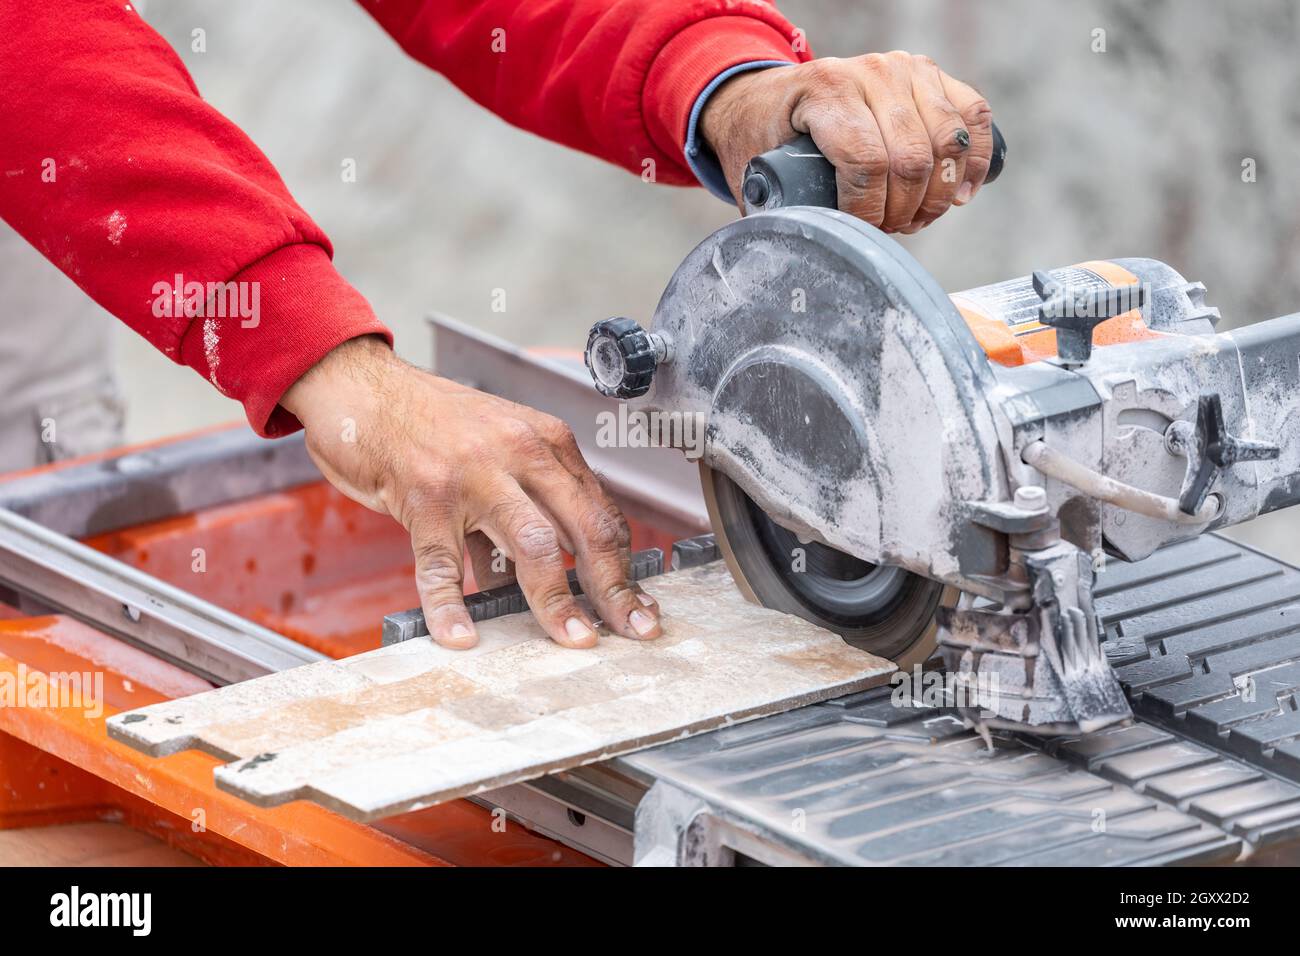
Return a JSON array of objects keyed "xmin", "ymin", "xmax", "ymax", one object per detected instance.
[{"xmin": 106, "ymin": 562, "xmax": 894, "ymax": 822}]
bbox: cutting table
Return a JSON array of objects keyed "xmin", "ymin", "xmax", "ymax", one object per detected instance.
[{"xmin": 2, "ymin": 316, "xmax": 1300, "ymax": 866}]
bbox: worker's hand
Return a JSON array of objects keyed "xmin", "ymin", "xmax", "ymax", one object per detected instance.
[
  {"xmin": 280, "ymin": 336, "xmax": 661, "ymax": 650},
  {"xmin": 699, "ymin": 52, "xmax": 993, "ymax": 233}
]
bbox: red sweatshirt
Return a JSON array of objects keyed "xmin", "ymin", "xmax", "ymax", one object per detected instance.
[{"xmin": 0, "ymin": 0, "xmax": 807, "ymax": 437}]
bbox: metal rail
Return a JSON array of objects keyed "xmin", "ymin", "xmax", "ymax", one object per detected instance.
[
  {"xmin": 0, "ymin": 426, "xmax": 319, "ymax": 538},
  {"xmin": 0, "ymin": 506, "xmax": 324, "ymax": 685}
]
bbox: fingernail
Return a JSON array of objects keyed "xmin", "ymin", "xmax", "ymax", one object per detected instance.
[
  {"xmin": 629, "ymin": 609, "xmax": 659, "ymax": 638},
  {"xmin": 954, "ymin": 128, "xmax": 971, "ymax": 150},
  {"xmin": 565, "ymin": 617, "xmax": 596, "ymax": 644},
  {"xmin": 956, "ymin": 181, "xmax": 973, "ymax": 204},
  {"xmin": 440, "ymin": 621, "xmax": 477, "ymax": 648},
  {"xmin": 636, "ymin": 591, "xmax": 656, "ymax": 608}
]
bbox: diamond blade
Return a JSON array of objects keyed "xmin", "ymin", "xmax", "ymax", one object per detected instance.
[{"xmin": 701, "ymin": 464, "xmax": 951, "ymax": 666}]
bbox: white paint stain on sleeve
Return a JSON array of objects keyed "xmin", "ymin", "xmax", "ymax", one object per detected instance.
[
  {"xmin": 104, "ymin": 210, "xmax": 127, "ymax": 245},
  {"xmin": 203, "ymin": 316, "xmax": 226, "ymax": 393}
]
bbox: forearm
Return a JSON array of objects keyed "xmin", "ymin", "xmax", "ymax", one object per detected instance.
[
  {"xmin": 0, "ymin": 0, "xmax": 390, "ymax": 437},
  {"xmin": 356, "ymin": 0, "xmax": 809, "ymax": 185}
]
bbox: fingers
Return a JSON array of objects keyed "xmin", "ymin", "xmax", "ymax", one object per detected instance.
[
  {"xmin": 407, "ymin": 509, "xmax": 478, "ymax": 650},
  {"xmin": 305, "ymin": 358, "xmax": 656, "ymax": 654},
  {"xmin": 855, "ymin": 53, "xmax": 937, "ymax": 232},
  {"xmin": 939, "ymin": 71, "xmax": 993, "ymax": 204},
  {"xmin": 402, "ymin": 406, "xmax": 661, "ymax": 650},
  {"xmin": 557, "ymin": 494, "xmax": 658, "ymax": 642},
  {"xmin": 524, "ymin": 417, "xmax": 661, "ymax": 641},
  {"xmin": 791, "ymin": 59, "xmax": 889, "ymax": 226},
  {"xmin": 790, "ymin": 53, "xmax": 992, "ymax": 232},
  {"xmin": 466, "ymin": 529, "xmax": 513, "ymax": 591},
  {"xmin": 476, "ymin": 478, "xmax": 599, "ymax": 649},
  {"xmin": 798, "ymin": 90, "xmax": 890, "ymax": 227},
  {"xmin": 632, "ymin": 584, "xmax": 659, "ymax": 616},
  {"xmin": 905, "ymin": 55, "xmax": 969, "ymax": 230}
]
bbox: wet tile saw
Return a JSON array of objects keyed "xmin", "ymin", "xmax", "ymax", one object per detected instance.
[{"xmin": 583, "ymin": 130, "xmax": 1300, "ymax": 737}]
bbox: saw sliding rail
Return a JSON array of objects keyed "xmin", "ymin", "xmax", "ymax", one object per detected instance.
[{"xmin": 0, "ymin": 506, "xmax": 324, "ymax": 685}]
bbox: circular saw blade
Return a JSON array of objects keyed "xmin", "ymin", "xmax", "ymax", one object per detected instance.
[{"xmin": 701, "ymin": 464, "xmax": 952, "ymax": 667}]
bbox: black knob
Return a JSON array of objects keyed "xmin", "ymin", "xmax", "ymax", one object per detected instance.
[
  {"xmin": 1176, "ymin": 392, "xmax": 1281, "ymax": 515},
  {"xmin": 584, "ymin": 317, "xmax": 657, "ymax": 399},
  {"xmin": 1032, "ymin": 269, "xmax": 1146, "ymax": 365}
]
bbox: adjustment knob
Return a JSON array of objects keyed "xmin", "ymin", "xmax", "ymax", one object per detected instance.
[
  {"xmin": 1172, "ymin": 392, "xmax": 1281, "ymax": 515},
  {"xmin": 584, "ymin": 317, "xmax": 659, "ymax": 399},
  {"xmin": 1032, "ymin": 270, "xmax": 1146, "ymax": 366}
]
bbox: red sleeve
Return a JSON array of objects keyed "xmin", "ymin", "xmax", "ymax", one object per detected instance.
[
  {"xmin": 0, "ymin": 1, "xmax": 392, "ymax": 438},
  {"xmin": 357, "ymin": 0, "xmax": 811, "ymax": 186}
]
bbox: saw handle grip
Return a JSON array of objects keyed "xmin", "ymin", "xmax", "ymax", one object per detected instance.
[{"xmin": 741, "ymin": 122, "xmax": 1006, "ymax": 215}]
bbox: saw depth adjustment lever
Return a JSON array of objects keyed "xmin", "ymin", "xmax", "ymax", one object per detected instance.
[{"xmin": 741, "ymin": 123, "xmax": 1007, "ymax": 215}]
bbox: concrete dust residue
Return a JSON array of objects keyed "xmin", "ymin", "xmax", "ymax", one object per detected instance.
[
  {"xmin": 202, "ymin": 316, "xmax": 223, "ymax": 392},
  {"xmin": 104, "ymin": 210, "xmax": 127, "ymax": 245}
]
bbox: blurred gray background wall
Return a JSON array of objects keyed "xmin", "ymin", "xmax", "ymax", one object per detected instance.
[{"xmin": 62, "ymin": 0, "xmax": 1300, "ymax": 554}]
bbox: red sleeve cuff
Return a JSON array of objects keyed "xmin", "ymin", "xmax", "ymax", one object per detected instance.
[
  {"xmin": 178, "ymin": 244, "xmax": 393, "ymax": 438},
  {"xmin": 644, "ymin": 16, "xmax": 808, "ymax": 169}
]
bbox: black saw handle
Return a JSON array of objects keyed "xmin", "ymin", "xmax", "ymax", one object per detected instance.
[{"xmin": 741, "ymin": 122, "xmax": 1006, "ymax": 215}]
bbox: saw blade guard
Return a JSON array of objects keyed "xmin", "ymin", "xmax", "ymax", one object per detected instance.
[{"xmin": 633, "ymin": 206, "xmax": 1011, "ymax": 590}]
